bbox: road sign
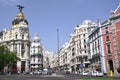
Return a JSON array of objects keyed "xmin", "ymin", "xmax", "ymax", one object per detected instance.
[{"xmin": 80, "ymin": 63, "xmax": 85, "ymax": 68}]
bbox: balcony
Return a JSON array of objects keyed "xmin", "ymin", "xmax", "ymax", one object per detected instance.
[
  {"xmin": 92, "ymin": 53, "xmax": 101, "ymax": 58},
  {"xmin": 76, "ymin": 53, "xmax": 87, "ymax": 58},
  {"xmin": 31, "ymin": 53, "xmax": 42, "ymax": 56}
]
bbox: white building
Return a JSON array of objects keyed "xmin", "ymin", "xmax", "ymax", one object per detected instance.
[
  {"xmin": 87, "ymin": 19, "xmax": 106, "ymax": 73},
  {"xmin": 59, "ymin": 20, "xmax": 93, "ymax": 73},
  {"xmin": 43, "ymin": 50, "xmax": 55, "ymax": 69},
  {"xmin": 69, "ymin": 20, "xmax": 92, "ymax": 72},
  {"xmin": 0, "ymin": 5, "xmax": 30, "ymax": 73},
  {"xmin": 30, "ymin": 33, "xmax": 43, "ymax": 72},
  {"xmin": 59, "ymin": 42, "xmax": 71, "ymax": 71}
]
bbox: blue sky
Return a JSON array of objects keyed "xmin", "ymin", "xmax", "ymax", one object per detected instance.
[{"xmin": 0, "ymin": 0, "xmax": 120, "ymax": 53}]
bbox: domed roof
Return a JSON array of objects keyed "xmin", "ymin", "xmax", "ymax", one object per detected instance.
[
  {"xmin": 12, "ymin": 5, "xmax": 28, "ymax": 26},
  {"xmin": 32, "ymin": 33, "xmax": 40, "ymax": 42},
  {"xmin": 12, "ymin": 12, "xmax": 28, "ymax": 25}
]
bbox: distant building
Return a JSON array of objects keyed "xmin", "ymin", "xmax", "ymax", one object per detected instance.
[
  {"xmin": 59, "ymin": 42, "xmax": 71, "ymax": 71},
  {"xmin": 0, "ymin": 5, "xmax": 30, "ymax": 73},
  {"xmin": 43, "ymin": 50, "xmax": 55, "ymax": 69},
  {"xmin": 30, "ymin": 33, "xmax": 43, "ymax": 72}
]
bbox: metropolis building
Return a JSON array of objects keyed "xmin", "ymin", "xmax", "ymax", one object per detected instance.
[{"xmin": 0, "ymin": 6, "xmax": 30, "ymax": 73}]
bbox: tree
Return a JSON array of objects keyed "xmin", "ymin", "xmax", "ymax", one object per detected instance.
[
  {"xmin": 117, "ymin": 67, "xmax": 120, "ymax": 73},
  {"xmin": 0, "ymin": 45, "xmax": 20, "ymax": 74}
]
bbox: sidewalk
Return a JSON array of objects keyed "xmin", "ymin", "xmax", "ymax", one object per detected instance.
[
  {"xmin": 113, "ymin": 74, "xmax": 120, "ymax": 77},
  {"xmin": 107, "ymin": 73, "xmax": 120, "ymax": 77}
]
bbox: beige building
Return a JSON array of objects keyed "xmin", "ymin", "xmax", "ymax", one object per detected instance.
[
  {"xmin": 70, "ymin": 20, "xmax": 91, "ymax": 72},
  {"xmin": 43, "ymin": 50, "xmax": 56, "ymax": 70},
  {"xmin": 59, "ymin": 20, "xmax": 92, "ymax": 73}
]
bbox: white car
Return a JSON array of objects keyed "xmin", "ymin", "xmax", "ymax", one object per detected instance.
[
  {"xmin": 82, "ymin": 71, "xmax": 89, "ymax": 76},
  {"xmin": 91, "ymin": 71, "xmax": 103, "ymax": 77},
  {"xmin": 42, "ymin": 71, "xmax": 48, "ymax": 75},
  {"xmin": 30, "ymin": 72, "xmax": 33, "ymax": 75},
  {"xmin": 33, "ymin": 70, "xmax": 42, "ymax": 75}
]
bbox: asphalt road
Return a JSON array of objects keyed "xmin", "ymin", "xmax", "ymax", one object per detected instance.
[
  {"xmin": 0, "ymin": 73, "xmax": 120, "ymax": 80},
  {"xmin": 0, "ymin": 74, "xmax": 69, "ymax": 80}
]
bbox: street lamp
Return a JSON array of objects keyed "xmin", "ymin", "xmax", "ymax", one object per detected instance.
[{"xmin": 57, "ymin": 28, "xmax": 60, "ymax": 73}]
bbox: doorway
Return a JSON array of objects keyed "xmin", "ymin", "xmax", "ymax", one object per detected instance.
[
  {"xmin": 108, "ymin": 60, "xmax": 114, "ymax": 72},
  {"xmin": 21, "ymin": 61, "xmax": 25, "ymax": 73}
]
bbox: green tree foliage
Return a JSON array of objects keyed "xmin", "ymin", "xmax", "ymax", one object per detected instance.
[
  {"xmin": 117, "ymin": 67, "xmax": 120, "ymax": 73},
  {"xmin": 0, "ymin": 45, "xmax": 20, "ymax": 73}
]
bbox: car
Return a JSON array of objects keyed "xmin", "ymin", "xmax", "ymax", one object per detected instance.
[
  {"xmin": 66, "ymin": 71, "xmax": 70, "ymax": 74},
  {"xmin": 29, "ymin": 72, "xmax": 33, "ymax": 75},
  {"xmin": 42, "ymin": 71, "xmax": 48, "ymax": 75},
  {"xmin": 91, "ymin": 71, "xmax": 103, "ymax": 77},
  {"xmin": 33, "ymin": 70, "xmax": 42, "ymax": 75},
  {"xmin": 82, "ymin": 71, "xmax": 89, "ymax": 76}
]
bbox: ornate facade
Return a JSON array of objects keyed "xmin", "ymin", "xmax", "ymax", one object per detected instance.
[
  {"xmin": 87, "ymin": 20, "xmax": 106, "ymax": 73},
  {"xmin": 30, "ymin": 33, "xmax": 43, "ymax": 72},
  {"xmin": 0, "ymin": 5, "xmax": 30, "ymax": 73},
  {"xmin": 101, "ymin": 4, "xmax": 120, "ymax": 74},
  {"xmin": 69, "ymin": 20, "xmax": 91, "ymax": 72}
]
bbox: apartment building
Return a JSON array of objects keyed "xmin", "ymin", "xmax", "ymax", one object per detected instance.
[{"xmin": 30, "ymin": 33, "xmax": 43, "ymax": 72}]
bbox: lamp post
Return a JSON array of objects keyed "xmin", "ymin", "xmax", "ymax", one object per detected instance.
[{"xmin": 57, "ymin": 28, "xmax": 60, "ymax": 73}]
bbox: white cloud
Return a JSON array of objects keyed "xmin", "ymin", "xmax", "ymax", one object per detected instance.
[{"xmin": 0, "ymin": 0, "xmax": 21, "ymax": 6}]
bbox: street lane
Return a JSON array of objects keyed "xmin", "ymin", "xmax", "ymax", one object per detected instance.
[{"xmin": 0, "ymin": 74, "xmax": 120, "ymax": 80}]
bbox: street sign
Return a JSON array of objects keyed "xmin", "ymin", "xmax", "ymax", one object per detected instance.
[{"xmin": 80, "ymin": 63, "xmax": 85, "ymax": 68}]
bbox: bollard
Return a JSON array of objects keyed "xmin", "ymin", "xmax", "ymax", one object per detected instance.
[{"xmin": 110, "ymin": 70, "xmax": 113, "ymax": 76}]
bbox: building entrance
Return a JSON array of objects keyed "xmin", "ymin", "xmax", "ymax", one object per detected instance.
[
  {"xmin": 21, "ymin": 61, "xmax": 25, "ymax": 73},
  {"xmin": 108, "ymin": 60, "xmax": 114, "ymax": 72}
]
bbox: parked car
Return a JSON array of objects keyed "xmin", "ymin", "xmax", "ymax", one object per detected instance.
[
  {"xmin": 91, "ymin": 71, "xmax": 103, "ymax": 77},
  {"xmin": 33, "ymin": 70, "xmax": 42, "ymax": 75},
  {"xmin": 66, "ymin": 71, "xmax": 70, "ymax": 74},
  {"xmin": 29, "ymin": 72, "xmax": 33, "ymax": 75},
  {"xmin": 42, "ymin": 70, "xmax": 52, "ymax": 75},
  {"xmin": 42, "ymin": 71, "xmax": 48, "ymax": 75},
  {"xmin": 82, "ymin": 71, "xmax": 89, "ymax": 76}
]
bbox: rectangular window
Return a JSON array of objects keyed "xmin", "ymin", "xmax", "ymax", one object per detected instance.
[
  {"xmin": 84, "ymin": 45, "xmax": 86, "ymax": 48},
  {"xmin": 22, "ymin": 35, "xmax": 24, "ymax": 39},
  {"xmin": 21, "ymin": 51, "xmax": 24, "ymax": 57},
  {"xmin": 15, "ymin": 34, "xmax": 17, "ymax": 39},
  {"xmin": 105, "ymin": 27, "xmax": 108, "ymax": 33},
  {"xmin": 106, "ymin": 36, "xmax": 110, "ymax": 41},
  {"xmin": 84, "ymin": 39, "xmax": 86, "ymax": 43},
  {"xmin": 85, "ymin": 50, "xmax": 86, "ymax": 53},
  {"xmin": 34, "ymin": 57, "xmax": 35, "ymax": 62},
  {"xmin": 107, "ymin": 44, "xmax": 111, "ymax": 54},
  {"xmin": 38, "ymin": 58, "xmax": 40, "ymax": 62},
  {"xmin": 33, "ymin": 49, "xmax": 35, "ymax": 54},
  {"xmin": 83, "ymin": 34, "xmax": 85, "ymax": 37},
  {"xmin": 21, "ymin": 43, "xmax": 24, "ymax": 49},
  {"xmin": 14, "ymin": 44, "xmax": 17, "ymax": 50}
]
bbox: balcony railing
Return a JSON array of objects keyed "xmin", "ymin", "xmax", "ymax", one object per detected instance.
[{"xmin": 92, "ymin": 53, "xmax": 101, "ymax": 58}]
